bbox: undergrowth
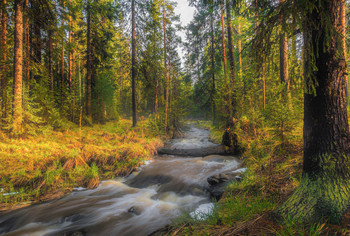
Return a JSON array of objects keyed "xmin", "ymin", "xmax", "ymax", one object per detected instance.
[
  {"xmin": 161, "ymin": 119, "xmax": 335, "ymax": 235},
  {"xmin": 0, "ymin": 119, "xmax": 164, "ymax": 211}
]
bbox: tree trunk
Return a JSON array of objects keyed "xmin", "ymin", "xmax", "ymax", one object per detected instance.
[
  {"xmin": 210, "ymin": 5, "xmax": 216, "ymax": 123},
  {"xmin": 220, "ymin": 3, "xmax": 228, "ymax": 87},
  {"xmin": 86, "ymin": 0, "xmax": 92, "ymax": 117},
  {"xmin": 68, "ymin": 3, "xmax": 72, "ymax": 90},
  {"xmin": 341, "ymin": 1, "xmax": 347, "ymax": 95},
  {"xmin": 61, "ymin": 1, "xmax": 65, "ymax": 106},
  {"xmin": 48, "ymin": 29, "xmax": 53, "ymax": 93},
  {"xmin": 226, "ymin": 0, "xmax": 236, "ymax": 120},
  {"xmin": 238, "ymin": 21, "xmax": 242, "ymax": 76},
  {"xmin": 277, "ymin": 0, "xmax": 350, "ymax": 224},
  {"xmin": 1, "ymin": 0, "xmax": 8, "ymax": 118},
  {"xmin": 279, "ymin": 0, "xmax": 289, "ymax": 102},
  {"xmin": 262, "ymin": 48, "xmax": 266, "ymax": 109},
  {"xmin": 279, "ymin": 33, "xmax": 288, "ymax": 86},
  {"xmin": 24, "ymin": 0, "xmax": 30, "ymax": 91},
  {"xmin": 13, "ymin": 0, "xmax": 24, "ymax": 133},
  {"xmin": 163, "ymin": 0, "xmax": 168, "ymax": 131},
  {"xmin": 32, "ymin": 1, "xmax": 42, "ymax": 67},
  {"xmin": 220, "ymin": 2, "xmax": 231, "ymax": 124},
  {"xmin": 255, "ymin": 0, "xmax": 266, "ymax": 109},
  {"xmin": 154, "ymin": 71, "xmax": 158, "ymax": 114},
  {"xmin": 291, "ymin": 18, "xmax": 297, "ymax": 91},
  {"xmin": 131, "ymin": 0, "xmax": 137, "ymax": 127}
]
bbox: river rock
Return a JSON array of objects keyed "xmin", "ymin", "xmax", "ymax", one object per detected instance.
[
  {"xmin": 128, "ymin": 206, "xmax": 142, "ymax": 215},
  {"xmin": 207, "ymin": 171, "xmax": 245, "ymax": 200},
  {"xmin": 207, "ymin": 182, "xmax": 229, "ymax": 201},
  {"xmin": 207, "ymin": 173, "xmax": 230, "ymax": 185},
  {"xmin": 235, "ymin": 175, "xmax": 243, "ymax": 182},
  {"xmin": 64, "ymin": 230, "xmax": 87, "ymax": 236}
]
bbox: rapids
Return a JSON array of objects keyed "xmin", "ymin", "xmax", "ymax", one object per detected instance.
[{"xmin": 0, "ymin": 125, "xmax": 242, "ymax": 236}]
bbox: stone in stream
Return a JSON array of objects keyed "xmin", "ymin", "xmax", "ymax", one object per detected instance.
[
  {"xmin": 207, "ymin": 171, "xmax": 243, "ymax": 185},
  {"xmin": 63, "ymin": 230, "xmax": 87, "ymax": 236},
  {"xmin": 206, "ymin": 171, "xmax": 245, "ymax": 200},
  {"xmin": 207, "ymin": 182, "xmax": 230, "ymax": 201},
  {"xmin": 207, "ymin": 173, "xmax": 230, "ymax": 185},
  {"xmin": 128, "ymin": 206, "xmax": 142, "ymax": 215}
]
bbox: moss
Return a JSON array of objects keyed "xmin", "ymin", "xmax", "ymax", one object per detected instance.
[{"xmin": 276, "ymin": 154, "xmax": 350, "ymax": 224}]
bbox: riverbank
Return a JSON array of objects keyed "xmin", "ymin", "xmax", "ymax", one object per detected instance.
[
  {"xmin": 0, "ymin": 123, "xmax": 245, "ymax": 235},
  {"xmin": 160, "ymin": 120, "xmax": 349, "ymax": 235},
  {"xmin": 0, "ymin": 119, "xmax": 165, "ymax": 212}
]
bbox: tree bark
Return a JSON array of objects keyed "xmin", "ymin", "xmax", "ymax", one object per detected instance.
[
  {"xmin": 24, "ymin": 0, "xmax": 30, "ymax": 91},
  {"xmin": 163, "ymin": 0, "xmax": 168, "ymax": 131},
  {"xmin": 1, "ymin": 0, "xmax": 8, "ymax": 118},
  {"xmin": 220, "ymin": 3, "xmax": 228, "ymax": 87},
  {"xmin": 279, "ymin": 0, "xmax": 289, "ymax": 100},
  {"xmin": 341, "ymin": 1, "xmax": 347, "ymax": 95},
  {"xmin": 32, "ymin": 1, "xmax": 42, "ymax": 67},
  {"xmin": 86, "ymin": 0, "xmax": 92, "ymax": 117},
  {"xmin": 61, "ymin": 0, "xmax": 65, "ymax": 106},
  {"xmin": 238, "ymin": 21, "xmax": 242, "ymax": 76},
  {"xmin": 154, "ymin": 71, "xmax": 158, "ymax": 114},
  {"xmin": 68, "ymin": 2, "xmax": 72, "ymax": 89},
  {"xmin": 277, "ymin": 0, "xmax": 350, "ymax": 224},
  {"xmin": 48, "ymin": 29, "xmax": 54, "ymax": 93},
  {"xmin": 279, "ymin": 34, "xmax": 288, "ymax": 85},
  {"xmin": 210, "ymin": 5, "xmax": 216, "ymax": 123},
  {"xmin": 255, "ymin": 0, "xmax": 265, "ymax": 109},
  {"xmin": 220, "ymin": 2, "xmax": 231, "ymax": 124},
  {"xmin": 131, "ymin": 0, "xmax": 137, "ymax": 126},
  {"xmin": 13, "ymin": 0, "xmax": 24, "ymax": 133},
  {"xmin": 226, "ymin": 0, "xmax": 236, "ymax": 119}
]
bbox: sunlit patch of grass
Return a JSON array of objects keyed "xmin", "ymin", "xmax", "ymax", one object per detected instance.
[{"xmin": 0, "ymin": 119, "xmax": 165, "ymax": 209}]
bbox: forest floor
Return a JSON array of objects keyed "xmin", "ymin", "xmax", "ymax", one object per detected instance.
[
  {"xmin": 0, "ymin": 118, "xmax": 165, "ymax": 212},
  {"xmin": 160, "ymin": 120, "xmax": 350, "ymax": 235}
]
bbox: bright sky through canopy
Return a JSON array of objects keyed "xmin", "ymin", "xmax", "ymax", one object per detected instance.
[{"xmin": 174, "ymin": 0, "xmax": 195, "ymax": 65}]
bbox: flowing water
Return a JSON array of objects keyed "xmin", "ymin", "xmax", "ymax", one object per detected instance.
[{"xmin": 0, "ymin": 126, "xmax": 242, "ymax": 236}]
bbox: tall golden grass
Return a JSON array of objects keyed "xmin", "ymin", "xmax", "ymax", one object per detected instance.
[{"xmin": 0, "ymin": 119, "xmax": 164, "ymax": 209}]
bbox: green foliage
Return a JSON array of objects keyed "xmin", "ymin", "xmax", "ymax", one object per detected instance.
[
  {"xmin": 216, "ymin": 192, "xmax": 275, "ymax": 224},
  {"xmin": 274, "ymin": 216, "xmax": 325, "ymax": 236},
  {"xmin": 263, "ymin": 86, "xmax": 298, "ymax": 144},
  {"xmin": 85, "ymin": 163, "xmax": 99, "ymax": 180},
  {"xmin": 92, "ymin": 70, "xmax": 119, "ymax": 122}
]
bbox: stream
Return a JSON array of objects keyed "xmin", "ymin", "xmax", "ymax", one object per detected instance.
[{"xmin": 0, "ymin": 126, "xmax": 242, "ymax": 236}]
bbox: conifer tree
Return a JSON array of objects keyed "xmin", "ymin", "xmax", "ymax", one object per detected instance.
[
  {"xmin": 275, "ymin": 0, "xmax": 350, "ymax": 223},
  {"xmin": 13, "ymin": 0, "xmax": 24, "ymax": 133}
]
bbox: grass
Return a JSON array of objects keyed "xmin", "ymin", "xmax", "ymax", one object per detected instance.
[
  {"xmin": 0, "ymin": 118, "xmax": 165, "ymax": 211},
  {"xmin": 161, "ymin": 118, "xmax": 338, "ymax": 235},
  {"xmin": 162, "ymin": 117, "xmax": 350, "ymax": 235}
]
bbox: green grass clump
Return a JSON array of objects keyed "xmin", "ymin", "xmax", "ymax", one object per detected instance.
[
  {"xmin": 216, "ymin": 192, "xmax": 276, "ymax": 225},
  {"xmin": 274, "ymin": 217, "xmax": 325, "ymax": 236}
]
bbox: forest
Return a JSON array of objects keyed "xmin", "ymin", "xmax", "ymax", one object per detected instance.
[{"xmin": 0, "ymin": 0, "xmax": 350, "ymax": 235}]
